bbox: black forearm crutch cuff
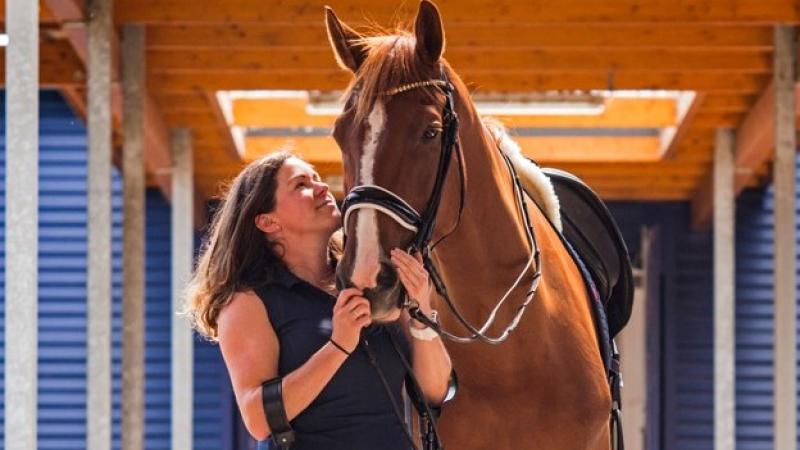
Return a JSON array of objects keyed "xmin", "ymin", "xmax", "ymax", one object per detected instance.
[{"xmin": 261, "ymin": 377, "xmax": 295, "ymax": 449}]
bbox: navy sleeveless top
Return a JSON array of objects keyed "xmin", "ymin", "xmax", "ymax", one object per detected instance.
[{"xmin": 254, "ymin": 266, "xmax": 412, "ymax": 450}]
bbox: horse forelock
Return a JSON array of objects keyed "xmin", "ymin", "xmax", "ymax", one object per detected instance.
[{"xmin": 345, "ymin": 31, "xmax": 442, "ymax": 124}]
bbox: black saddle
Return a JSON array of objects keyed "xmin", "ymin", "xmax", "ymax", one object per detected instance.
[{"xmin": 541, "ymin": 168, "xmax": 634, "ymax": 338}]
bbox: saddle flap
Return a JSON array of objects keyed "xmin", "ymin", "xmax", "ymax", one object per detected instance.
[{"xmin": 540, "ymin": 168, "xmax": 634, "ymax": 338}]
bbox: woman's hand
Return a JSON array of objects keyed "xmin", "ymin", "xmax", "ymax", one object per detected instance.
[
  {"xmin": 331, "ymin": 288, "xmax": 372, "ymax": 352},
  {"xmin": 390, "ymin": 248, "xmax": 434, "ymax": 315}
]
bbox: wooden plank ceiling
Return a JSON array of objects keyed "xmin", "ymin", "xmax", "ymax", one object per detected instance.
[{"xmin": 7, "ymin": 0, "xmax": 799, "ymax": 223}]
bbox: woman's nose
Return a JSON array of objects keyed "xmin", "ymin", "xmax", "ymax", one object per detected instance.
[{"xmin": 314, "ymin": 180, "xmax": 330, "ymax": 196}]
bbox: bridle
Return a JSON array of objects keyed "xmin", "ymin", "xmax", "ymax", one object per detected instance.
[{"xmin": 340, "ymin": 69, "xmax": 542, "ymax": 345}]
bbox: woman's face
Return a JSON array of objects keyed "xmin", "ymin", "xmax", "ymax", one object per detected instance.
[{"xmin": 269, "ymin": 157, "xmax": 341, "ymax": 236}]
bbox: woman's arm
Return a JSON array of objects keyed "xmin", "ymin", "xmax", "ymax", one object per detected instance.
[
  {"xmin": 218, "ymin": 289, "xmax": 367, "ymax": 441},
  {"xmin": 401, "ymin": 310, "xmax": 453, "ymax": 404},
  {"xmin": 390, "ymin": 249, "xmax": 453, "ymax": 405}
]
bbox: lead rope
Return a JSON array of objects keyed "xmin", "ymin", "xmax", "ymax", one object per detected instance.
[
  {"xmin": 362, "ymin": 331, "xmax": 445, "ymax": 450},
  {"xmin": 362, "ymin": 337, "xmax": 421, "ymax": 450},
  {"xmin": 386, "ymin": 329, "xmax": 444, "ymax": 450}
]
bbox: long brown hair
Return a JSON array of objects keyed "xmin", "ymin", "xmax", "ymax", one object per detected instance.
[{"xmin": 184, "ymin": 151, "xmax": 340, "ymax": 340}]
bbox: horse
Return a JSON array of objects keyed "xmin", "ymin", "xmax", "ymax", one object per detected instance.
[{"xmin": 325, "ymin": 2, "xmax": 614, "ymax": 448}]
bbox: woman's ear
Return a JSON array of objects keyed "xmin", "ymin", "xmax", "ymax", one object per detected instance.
[{"xmin": 255, "ymin": 213, "xmax": 282, "ymax": 235}]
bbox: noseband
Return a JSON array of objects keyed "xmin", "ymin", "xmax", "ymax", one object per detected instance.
[
  {"xmin": 341, "ymin": 75, "xmax": 461, "ymax": 252},
  {"xmin": 340, "ymin": 70, "xmax": 542, "ymax": 345}
]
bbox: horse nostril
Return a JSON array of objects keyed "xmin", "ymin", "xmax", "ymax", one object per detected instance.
[{"xmin": 376, "ymin": 260, "xmax": 399, "ymax": 288}]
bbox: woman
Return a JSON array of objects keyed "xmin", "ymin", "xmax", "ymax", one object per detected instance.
[{"xmin": 184, "ymin": 151, "xmax": 452, "ymax": 449}]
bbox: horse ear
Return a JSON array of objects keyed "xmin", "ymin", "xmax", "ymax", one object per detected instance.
[
  {"xmin": 325, "ymin": 6, "xmax": 366, "ymax": 73},
  {"xmin": 414, "ymin": 0, "xmax": 445, "ymax": 64}
]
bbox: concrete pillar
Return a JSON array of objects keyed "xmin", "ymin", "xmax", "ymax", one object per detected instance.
[
  {"xmin": 713, "ymin": 127, "xmax": 735, "ymax": 450},
  {"xmin": 121, "ymin": 24, "xmax": 146, "ymax": 450},
  {"xmin": 3, "ymin": 1, "xmax": 39, "ymax": 449},
  {"xmin": 86, "ymin": 1, "xmax": 113, "ymax": 449},
  {"xmin": 171, "ymin": 128, "xmax": 194, "ymax": 450},
  {"xmin": 772, "ymin": 25, "xmax": 797, "ymax": 450}
]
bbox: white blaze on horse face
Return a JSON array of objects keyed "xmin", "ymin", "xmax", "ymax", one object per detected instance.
[{"xmin": 351, "ymin": 101, "xmax": 386, "ymax": 289}]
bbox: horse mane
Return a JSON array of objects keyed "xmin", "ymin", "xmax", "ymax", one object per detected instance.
[{"xmin": 348, "ymin": 30, "xmax": 444, "ymax": 123}]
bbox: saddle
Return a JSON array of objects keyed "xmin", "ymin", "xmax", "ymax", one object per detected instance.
[{"xmin": 540, "ymin": 168, "xmax": 634, "ymax": 338}]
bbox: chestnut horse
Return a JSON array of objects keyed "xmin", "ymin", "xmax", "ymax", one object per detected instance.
[{"xmin": 326, "ymin": 2, "xmax": 611, "ymax": 448}]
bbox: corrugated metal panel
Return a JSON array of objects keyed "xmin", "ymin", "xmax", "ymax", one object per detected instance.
[
  {"xmin": 36, "ymin": 92, "xmax": 93, "ymax": 450},
  {"xmin": 609, "ymin": 156, "xmax": 800, "ymax": 449},
  {"xmin": 735, "ymin": 185, "xmax": 774, "ymax": 450},
  {"xmin": 192, "ymin": 225, "xmax": 234, "ymax": 450},
  {"xmin": 0, "ymin": 91, "xmax": 233, "ymax": 449},
  {"xmin": 606, "ymin": 203, "xmax": 717, "ymax": 449},
  {"xmin": 733, "ymin": 152, "xmax": 800, "ymax": 449},
  {"xmin": 667, "ymin": 225, "xmax": 715, "ymax": 450},
  {"xmin": 194, "ymin": 337, "xmax": 229, "ymax": 450}
]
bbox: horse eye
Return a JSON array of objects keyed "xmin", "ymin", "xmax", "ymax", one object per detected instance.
[{"xmin": 422, "ymin": 127, "xmax": 441, "ymax": 141}]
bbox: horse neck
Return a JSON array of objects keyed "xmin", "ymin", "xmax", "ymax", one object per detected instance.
[{"xmin": 433, "ymin": 103, "xmax": 533, "ymax": 283}]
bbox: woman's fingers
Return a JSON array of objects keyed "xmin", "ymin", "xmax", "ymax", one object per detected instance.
[
  {"xmin": 402, "ymin": 250, "xmax": 426, "ymax": 275},
  {"xmin": 352, "ymin": 304, "xmax": 371, "ymax": 319},
  {"xmin": 391, "ymin": 249, "xmax": 427, "ymax": 282},
  {"xmin": 345, "ymin": 297, "xmax": 369, "ymax": 313},
  {"xmin": 335, "ymin": 288, "xmax": 363, "ymax": 310},
  {"xmin": 396, "ymin": 268, "xmax": 415, "ymax": 292},
  {"xmin": 412, "ymin": 251, "xmax": 424, "ymax": 264}
]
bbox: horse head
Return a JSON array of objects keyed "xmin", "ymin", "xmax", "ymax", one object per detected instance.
[{"xmin": 325, "ymin": 1, "xmax": 467, "ymax": 321}]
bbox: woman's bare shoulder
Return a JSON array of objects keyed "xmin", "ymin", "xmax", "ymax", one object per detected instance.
[{"xmin": 217, "ymin": 289, "xmax": 273, "ymax": 337}]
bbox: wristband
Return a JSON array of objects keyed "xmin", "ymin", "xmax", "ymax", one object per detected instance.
[
  {"xmin": 409, "ymin": 310, "xmax": 440, "ymax": 341},
  {"xmin": 328, "ymin": 338, "xmax": 351, "ymax": 356}
]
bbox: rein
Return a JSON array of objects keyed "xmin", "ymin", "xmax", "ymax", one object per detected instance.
[{"xmin": 340, "ymin": 69, "xmax": 542, "ymax": 345}]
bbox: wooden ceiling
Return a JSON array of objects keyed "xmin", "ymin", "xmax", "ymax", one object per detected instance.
[{"xmin": 5, "ymin": 0, "xmax": 800, "ymax": 226}]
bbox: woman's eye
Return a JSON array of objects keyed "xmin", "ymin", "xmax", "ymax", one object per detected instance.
[{"xmin": 422, "ymin": 127, "xmax": 441, "ymax": 140}]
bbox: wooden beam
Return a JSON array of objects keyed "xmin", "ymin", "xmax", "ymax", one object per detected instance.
[
  {"xmin": 42, "ymin": 0, "xmax": 82, "ymax": 21},
  {"xmin": 147, "ymin": 48, "xmax": 772, "ymax": 74},
  {"xmin": 203, "ymin": 90, "xmax": 242, "ymax": 160},
  {"xmin": 44, "ymin": 0, "xmax": 209, "ymax": 224},
  {"xmin": 244, "ymin": 135, "xmax": 664, "ymax": 164},
  {"xmin": 690, "ymin": 112, "xmax": 744, "ymax": 128},
  {"xmin": 691, "ymin": 80, "xmax": 800, "ymax": 227},
  {"xmin": 150, "ymin": 71, "xmax": 769, "ymax": 93},
  {"xmin": 231, "ymin": 96, "xmax": 679, "ymax": 128},
  {"xmin": 146, "ymin": 23, "xmax": 774, "ymax": 51},
  {"xmin": 691, "ymin": 171, "xmax": 715, "ymax": 229},
  {"xmin": 555, "ymin": 163, "xmax": 710, "ymax": 177},
  {"xmin": 700, "ymin": 94, "xmax": 755, "ymax": 113},
  {"xmin": 0, "ymin": 40, "xmax": 87, "ymax": 86},
  {"xmin": 156, "ymin": 93, "xmax": 210, "ymax": 111},
  {"xmin": 712, "ymin": 128, "xmax": 735, "ymax": 450},
  {"xmin": 772, "ymin": 25, "xmax": 796, "ymax": 450},
  {"xmin": 734, "ymin": 82, "xmax": 800, "ymax": 185},
  {"xmin": 115, "ymin": 0, "xmax": 799, "ymax": 24},
  {"xmin": 0, "ymin": 0, "xmax": 57, "ymax": 23},
  {"xmin": 662, "ymin": 93, "xmax": 706, "ymax": 159}
]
